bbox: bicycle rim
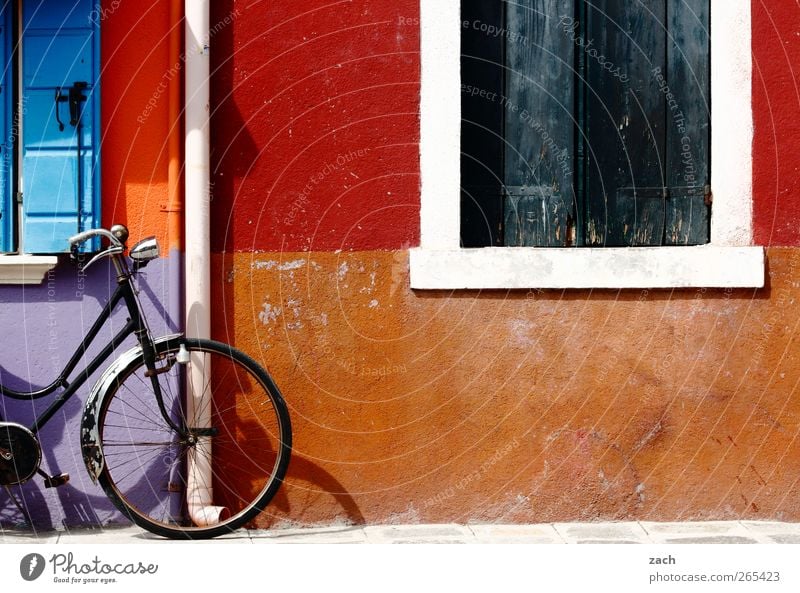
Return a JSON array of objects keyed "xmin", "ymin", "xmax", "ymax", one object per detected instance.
[{"xmin": 96, "ymin": 338, "xmax": 291, "ymax": 539}]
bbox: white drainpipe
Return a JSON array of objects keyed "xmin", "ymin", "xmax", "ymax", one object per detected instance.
[{"xmin": 185, "ymin": 0, "xmax": 227, "ymax": 526}]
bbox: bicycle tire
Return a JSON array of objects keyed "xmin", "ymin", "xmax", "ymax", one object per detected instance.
[{"xmin": 95, "ymin": 337, "xmax": 291, "ymax": 539}]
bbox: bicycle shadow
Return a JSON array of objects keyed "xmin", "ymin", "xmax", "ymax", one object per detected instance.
[
  {"xmin": 0, "ymin": 257, "xmax": 176, "ymax": 531},
  {"xmin": 0, "ymin": 482, "xmax": 53, "ymax": 533},
  {"xmin": 268, "ymin": 455, "xmax": 366, "ymax": 526},
  {"xmin": 209, "ymin": 361, "xmax": 365, "ymax": 528}
]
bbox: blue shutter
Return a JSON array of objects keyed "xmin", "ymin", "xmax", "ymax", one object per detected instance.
[
  {"xmin": 22, "ymin": 0, "xmax": 100, "ymax": 253},
  {"xmin": 0, "ymin": 5, "xmax": 12, "ymax": 252}
]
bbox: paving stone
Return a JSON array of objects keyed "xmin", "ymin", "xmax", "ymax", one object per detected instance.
[
  {"xmin": 640, "ymin": 521, "xmax": 765, "ymax": 543},
  {"xmin": 663, "ymin": 536, "xmax": 757, "ymax": 544},
  {"xmin": 554, "ymin": 522, "xmax": 650, "ymax": 543},
  {"xmin": 641, "ymin": 521, "xmax": 744, "ymax": 535},
  {"xmin": 766, "ymin": 534, "xmax": 800, "ymax": 544},
  {"xmin": 577, "ymin": 540, "xmax": 642, "ymax": 544},
  {"xmin": 250, "ymin": 527, "xmax": 367, "ymax": 544},
  {"xmin": 1, "ymin": 521, "xmax": 798, "ymax": 544},
  {"xmin": 468, "ymin": 524, "xmax": 564, "ymax": 543},
  {"xmin": 740, "ymin": 521, "xmax": 800, "ymax": 534},
  {"xmin": 58, "ymin": 526, "xmax": 250, "ymax": 544},
  {"xmin": 389, "ymin": 539, "xmax": 467, "ymax": 544},
  {"xmin": 0, "ymin": 529, "xmax": 59, "ymax": 544},
  {"xmin": 364, "ymin": 524, "xmax": 473, "ymax": 543}
]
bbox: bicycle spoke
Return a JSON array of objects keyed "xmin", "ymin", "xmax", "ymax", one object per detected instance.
[
  {"xmin": 116, "ymin": 379, "xmax": 176, "ymax": 427},
  {"xmin": 96, "ymin": 342, "xmax": 290, "ymax": 537},
  {"xmin": 133, "ymin": 367, "xmax": 186, "ymax": 424},
  {"xmin": 105, "ymin": 401, "xmax": 165, "ymax": 430},
  {"xmin": 102, "ymin": 441, "xmax": 178, "ymax": 448},
  {"xmin": 101, "ymin": 422, "xmax": 173, "ymax": 434},
  {"xmin": 105, "ymin": 449, "xmax": 174, "ymax": 483},
  {"xmin": 194, "ymin": 441, "xmax": 277, "ymax": 482}
]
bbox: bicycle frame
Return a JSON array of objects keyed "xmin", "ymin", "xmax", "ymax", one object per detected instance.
[{"xmin": 0, "ymin": 264, "xmax": 158, "ymax": 435}]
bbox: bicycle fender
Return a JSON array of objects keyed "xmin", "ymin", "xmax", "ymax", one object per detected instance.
[{"xmin": 80, "ymin": 334, "xmax": 183, "ymax": 482}]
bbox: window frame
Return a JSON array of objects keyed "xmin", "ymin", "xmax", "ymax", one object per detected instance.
[
  {"xmin": 410, "ymin": 0, "xmax": 764, "ymax": 289},
  {"xmin": 0, "ymin": 0, "xmax": 100, "ymax": 283}
]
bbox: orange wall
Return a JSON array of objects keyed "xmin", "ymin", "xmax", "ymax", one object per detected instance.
[
  {"xmin": 100, "ymin": 0, "xmax": 173, "ymax": 247},
  {"xmin": 213, "ymin": 250, "xmax": 800, "ymax": 525}
]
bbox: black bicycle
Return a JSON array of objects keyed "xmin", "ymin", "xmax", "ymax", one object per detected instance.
[{"xmin": 0, "ymin": 225, "xmax": 291, "ymax": 539}]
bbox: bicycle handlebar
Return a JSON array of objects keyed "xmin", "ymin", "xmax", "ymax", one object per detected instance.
[
  {"xmin": 68, "ymin": 225, "xmax": 127, "ymax": 248},
  {"xmin": 68, "ymin": 226, "xmax": 131, "ymax": 273}
]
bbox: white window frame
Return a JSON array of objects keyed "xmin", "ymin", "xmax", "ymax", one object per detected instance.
[
  {"xmin": 410, "ymin": 0, "xmax": 764, "ymax": 289},
  {"xmin": 0, "ymin": 2, "xmax": 56, "ymax": 284}
]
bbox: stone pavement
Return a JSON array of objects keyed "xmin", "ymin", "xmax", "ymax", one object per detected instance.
[{"xmin": 2, "ymin": 521, "xmax": 800, "ymax": 544}]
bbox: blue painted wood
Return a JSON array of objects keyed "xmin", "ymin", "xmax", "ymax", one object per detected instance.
[
  {"xmin": 0, "ymin": 5, "xmax": 12, "ymax": 252},
  {"xmin": 22, "ymin": 0, "xmax": 100, "ymax": 253},
  {"xmin": 583, "ymin": 0, "xmax": 709, "ymax": 246}
]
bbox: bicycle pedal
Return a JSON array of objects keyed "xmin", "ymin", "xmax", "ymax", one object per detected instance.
[{"xmin": 43, "ymin": 473, "xmax": 70, "ymax": 488}]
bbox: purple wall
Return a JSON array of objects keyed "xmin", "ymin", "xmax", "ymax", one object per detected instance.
[{"xmin": 0, "ymin": 255, "xmax": 177, "ymax": 531}]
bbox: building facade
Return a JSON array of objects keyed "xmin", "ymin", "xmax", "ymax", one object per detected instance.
[{"xmin": 2, "ymin": 0, "xmax": 800, "ymax": 530}]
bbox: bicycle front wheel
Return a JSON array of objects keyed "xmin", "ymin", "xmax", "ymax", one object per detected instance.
[{"xmin": 95, "ymin": 337, "xmax": 291, "ymax": 539}]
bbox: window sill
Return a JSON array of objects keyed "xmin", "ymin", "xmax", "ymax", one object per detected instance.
[
  {"xmin": 409, "ymin": 246, "xmax": 765, "ymax": 289},
  {"xmin": 0, "ymin": 255, "xmax": 59, "ymax": 285}
]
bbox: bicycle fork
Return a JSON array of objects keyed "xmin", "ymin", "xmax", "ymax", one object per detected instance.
[{"xmin": 139, "ymin": 336, "xmax": 217, "ymax": 440}]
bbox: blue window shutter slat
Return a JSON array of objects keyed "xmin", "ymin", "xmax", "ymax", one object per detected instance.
[
  {"xmin": 0, "ymin": 5, "xmax": 12, "ymax": 252},
  {"xmin": 22, "ymin": 0, "xmax": 100, "ymax": 253}
]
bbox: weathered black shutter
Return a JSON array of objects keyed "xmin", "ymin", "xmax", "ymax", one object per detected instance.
[
  {"xmin": 503, "ymin": 0, "xmax": 575, "ymax": 247},
  {"xmin": 584, "ymin": 0, "xmax": 710, "ymax": 246},
  {"xmin": 461, "ymin": 2, "xmax": 505, "ymax": 247},
  {"xmin": 665, "ymin": 0, "xmax": 710, "ymax": 246},
  {"xmin": 461, "ymin": 0, "xmax": 709, "ymax": 247}
]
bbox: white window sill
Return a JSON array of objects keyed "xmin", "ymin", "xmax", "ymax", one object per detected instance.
[
  {"xmin": 0, "ymin": 255, "xmax": 59, "ymax": 285},
  {"xmin": 410, "ymin": 246, "xmax": 765, "ymax": 289}
]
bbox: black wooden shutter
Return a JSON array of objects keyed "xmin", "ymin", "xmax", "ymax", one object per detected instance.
[
  {"xmin": 504, "ymin": 0, "xmax": 575, "ymax": 247},
  {"xmin": 584, "ymin": 0, "xmax": 710, "ymax": 246},
  {"xmin": 665, "ymin": 0, "xmax": 711, "ymax": 246},
  {"xmin": 461, "ymin": 0, "xmax": 710, "ymax": 248},
  {"xmin": 461, "ymin": 2, "xmax": 505, "ymax": 247}
]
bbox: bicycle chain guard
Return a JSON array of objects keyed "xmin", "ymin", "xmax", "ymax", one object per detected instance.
[{"xmin": 0, "ymin": 423, "xmax": 42, "ymax": 485}]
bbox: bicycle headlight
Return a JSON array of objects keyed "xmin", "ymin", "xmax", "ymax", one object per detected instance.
[{"xmin": 129, "ymin": 237, "xmax": 160, "ymax": 266}]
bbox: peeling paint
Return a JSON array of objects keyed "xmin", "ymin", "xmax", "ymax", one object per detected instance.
[
  {"xmin": 287, "ymin": 298, "xmax": 302, "ymax": 318},
  {"xmin": 258, "ymin": 303, "xmax": 282, "ymax": 324},
  {"xmin": 509, "ymin": 319, "xmax": 536, "ymax": 348},
  {"xmin": 251, "ymin": 259, "xmax": 306, "ymax": 271}
]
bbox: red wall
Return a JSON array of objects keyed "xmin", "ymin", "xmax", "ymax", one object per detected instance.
[
  {"xmin": 210, "ymin": 0, "xmax": 420, "ymax": 252},
  {"xmin": 753, "ymin": 1, "xmax": 800, "ymax": 246},
  {"xmin": 211, "ymin": 0, "xmax": 800, "ymax": 251}
]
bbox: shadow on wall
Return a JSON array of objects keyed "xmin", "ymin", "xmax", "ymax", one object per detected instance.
[
  {"xmin": 210, "ymin": 254, "xmax": 365, "ymax": 528},
  {"xmin": 268, "ymin": 455, "xmax": 366, "ymax": 526},
  {"xmin": 0, "ymin": 257, "xmax": 177, "ymax": 530},
  {"xmin": 209, "ymin": 0, "xmax": 259, "ymax": 254}
]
